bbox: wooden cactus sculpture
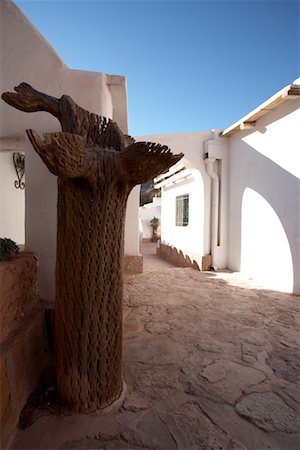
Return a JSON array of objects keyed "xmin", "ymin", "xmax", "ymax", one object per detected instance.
[{"xmin": 2, "ymin": 83, "xmax": 183, "ymax": 413}]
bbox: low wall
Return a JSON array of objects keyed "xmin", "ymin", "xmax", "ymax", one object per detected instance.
[
  {"xmin": 158, "ymin": 243, "xmax": 201, "ymax": 270},
  {"xmin": 124, "ymin": 254, "xmax": 143, "ymax": 274},
  {"xmin": 0, "ymin": 253, "xmax": 49, "ymax": 448}
]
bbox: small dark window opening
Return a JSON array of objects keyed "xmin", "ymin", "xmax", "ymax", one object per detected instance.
[{"xmin": 176, "ymin": 194, "xmax": 189, "ymax": 226}]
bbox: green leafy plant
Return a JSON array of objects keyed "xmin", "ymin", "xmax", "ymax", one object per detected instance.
[{"xmin": 0, "ymin": 238, "xmax": 19, "ymax": 260}]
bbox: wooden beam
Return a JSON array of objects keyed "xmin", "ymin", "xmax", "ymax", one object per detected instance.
[
  {"xmin": 0, "ymin": 137, "xmax": 25, "ymax": 152},
  {"xmin": 239, "ymin": 121, "xmax": 256, "ymax": 131}
]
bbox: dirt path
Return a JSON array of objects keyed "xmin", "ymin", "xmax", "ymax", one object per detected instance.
[{"xmin": 11, "ymin": 244, "xmax": 300, "ymax": 449}]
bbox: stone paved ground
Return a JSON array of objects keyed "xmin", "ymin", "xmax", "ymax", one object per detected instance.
[{"xmin": 11, "ymin": 244, "xmax": 300, "ymax": 450}]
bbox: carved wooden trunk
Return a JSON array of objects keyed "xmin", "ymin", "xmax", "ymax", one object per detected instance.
[{"xmin": 55, "ymin": 156, "xmax": 128, "ymax": 412}]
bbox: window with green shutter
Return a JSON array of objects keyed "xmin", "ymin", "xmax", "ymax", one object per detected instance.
[{"xmin": 176, "ymin": 194, "xmax": 189, "ymax": 226}]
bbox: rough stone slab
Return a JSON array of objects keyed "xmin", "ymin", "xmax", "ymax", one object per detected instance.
[
  {"xmin": 241, "ymin": 341, "xmax": 259, "ymax": 363},
  {"xmin": 122, "ymin": 391, "xmax": 150, "ymax": 412},
  {"xmin": 282, "ymin": 384, "xmax": 300, "ymax": 407},
  {"xmin": 155, "ymin": 392, "xmax": 245, "ymax": 449},
  {"xmin": 235, "ymin": 392, "xmax": 300, "ymax": 433},
  {"xmin": 155, "ymin": 407, "xmax": 189, "ymax": 450},
  {"xmin": 124, "ymin": 362, "xmax": 183, "ymax": 402},
  {"xmin": 201, "ymin": 360, "xmax": 266, "ymax": 405},
  {"xmin": 172, "ymin": 399, "xmax": 245, "ymax": 450},
  {"xmin": 198, "ymin": 397, "xmax": 274, "ymax": 450},
  {"xmin": 124, "ymin": 336, "xmax": 187, "ymax": 365},
  {"xmin": 118, "ymin": 408, "xmax": 176, "ymax": 449},
  {"xmin": 11, "ymin": 413, "xmax": 120, "ymax": 450},
  {"xmin": 59, "ymin": 437, "xmax": 145, "ymax": 449},
  {"xmin": 194, "ymin": 338, "xmax": 224, "ymax": 354},
  {"xmin": 144, "ymin": 321, "xmax": 171, "ymax": 334},
  {"xmin": 184, "ymin": 372, "xmax": 228, "ymax": 405},
  {"xmin": 267, "ymin": 345, "xmax": 300, "ymax": 383},
  {"xmin": 123, "ymin": 320, "xmax": 145, "ymax": 342}
]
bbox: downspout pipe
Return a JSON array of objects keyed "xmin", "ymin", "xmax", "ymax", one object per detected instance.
[{"xmin": 205, "ymin": 157, "xmax": 219, "ymax": 269}]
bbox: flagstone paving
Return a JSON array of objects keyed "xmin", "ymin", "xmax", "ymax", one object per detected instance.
[{"xmin": 10, "ymin": 244, "xmax": 300, "ymax": 449}]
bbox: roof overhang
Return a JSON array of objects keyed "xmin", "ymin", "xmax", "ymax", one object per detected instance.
[
  {"xmin": 220, "ymin": 81, "xmax": 300, "ymax": 137},
  {"xmin": 154, "ymin": 165, "xmax": 195, "ymax": 189}
]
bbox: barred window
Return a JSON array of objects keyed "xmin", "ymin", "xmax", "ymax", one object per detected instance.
[{"xmin": 176, "ymin": 194, "xmax": 189, "ymax": 226}]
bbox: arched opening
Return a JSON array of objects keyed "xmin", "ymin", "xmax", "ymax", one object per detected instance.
[{"xmin": 241, "ymin": 188, "xmax": 293, "ymax": 292}]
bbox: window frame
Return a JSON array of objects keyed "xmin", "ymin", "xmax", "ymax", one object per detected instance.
[{"xmin": 176, "ymin": 194, "xmax": 189, "ymax": 227}]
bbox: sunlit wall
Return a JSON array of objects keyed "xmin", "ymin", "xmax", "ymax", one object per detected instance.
[
  {"xmin": 241, "ymin": 188, "xmax": 293, "ymax": 292},
  {"xmin": 0, "ymin": 151, "xmax": 25, "ymax": 245},
  {"xmin": 160, "ymin": 169, "xmax": 205, "ymax": 266},
  {"xmin": 228, "ymin": 99, "xmax": 300, "ymax": 294}
]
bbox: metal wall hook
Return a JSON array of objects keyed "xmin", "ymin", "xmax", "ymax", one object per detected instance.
[{"xmin": 13, "ymin": 152, "xmax": 25, "ymax": 189}]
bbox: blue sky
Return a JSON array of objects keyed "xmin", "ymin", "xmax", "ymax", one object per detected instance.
[{"xmin": 15, "ymin": 0, "xmax": 299, "ymax": 136}]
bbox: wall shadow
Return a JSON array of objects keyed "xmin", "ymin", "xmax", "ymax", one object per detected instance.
[{"xmin": 229, "ymin": 141, "xmax": 299, "ymax": 294}]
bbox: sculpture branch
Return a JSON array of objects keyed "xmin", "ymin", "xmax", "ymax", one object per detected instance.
[
  {"xmin": 26, "ymin": 130, "xmax": 92, "ymax": 178},
  {"xmin": 119, "ymin": 141, "xmax": 184, "ymax": 185},
  {"xmin": 2, "ymin": 83, "xmax": 60, "ymax": 118},
  {"xmin": 26, "ymin": 129, "xmax": 60, "ymax": 176},
  {"xmin": 58, "ymin": 95, "xmax": 126, "ymax": 150},
  {"xmin": 2, "ymin": 83, "xmax": 126, "ymax": 149}
]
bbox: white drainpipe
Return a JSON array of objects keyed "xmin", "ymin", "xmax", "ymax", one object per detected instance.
[{"xmin": 205, "ymin": 158, "xmax": 219, "ymax": 269}]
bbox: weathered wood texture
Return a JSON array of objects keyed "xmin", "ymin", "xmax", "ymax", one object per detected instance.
[{"xmin": 2, "ymin": 83, "xmax": 183, "ymax": 412}]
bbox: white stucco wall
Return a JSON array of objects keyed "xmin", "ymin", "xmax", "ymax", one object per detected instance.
[
  {"xmin": 160, "ymin": 171, "xmax": 205, "ymax": 267},
  {"xmin": 204, "ymin": 137, "xmax": 229, "ymax": 269},
  {"xmin": 139, "ymin": 197, "xmax": 161, "ymax": 240},
  {"xmin": 228, "ymin": 98, "xmax": 300, "ymax": 294},
  {"xmin": 0, "ymin": 0, "xmax": 137, "ymax": 301},
  {"xmin": 124, "ymin": 185, "xmax": 140, "ymax": 255},
  {"xmin": 138, "ymin": 131, "xmax": 229, "ymax": 268},
  {"xmin": 0, "ymin": 149, "xmax": 25, "ymax": 244}
]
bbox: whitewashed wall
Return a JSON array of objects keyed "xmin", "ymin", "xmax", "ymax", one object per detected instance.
[
  {"xmin": 138, "ymin": 131, "xmax": 229, "ymax": 268},
  {"xmin": 160, "ymin": 171, "xmax": 204, "ymax": 267},
  {"xmin": 204, "ymin": 137, "xmax": 229, "ymax": 269},
  {"xmin": 0, "ymin": 150, "xmax": 25, "ymax": 244},
  {"xmin": 0, "ymin": 0, "xmax": 138, "ymax": 301},
  {"xmin": 125, "ymin": 186, "xmax": 140, "ymax": 254},
  {"xmin": 139, "ymin": 197, "xmax": 161, "ymax": 240},
  {"xmin": 138, "ymin": 132, "xmax": 211, "ymax": 252},
  {"xmin": 228, "ymin": 99, "xmax": 300, "ymax": 294}
]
